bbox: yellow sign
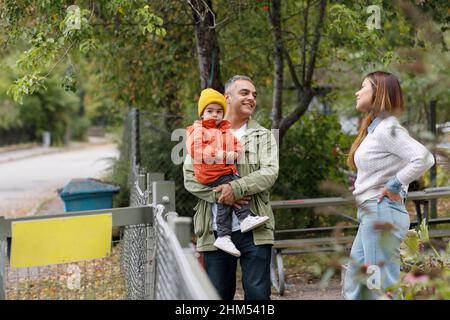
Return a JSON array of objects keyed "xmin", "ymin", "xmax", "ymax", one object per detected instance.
[{"xmin": 11, "ymin": 214, "xmax": 112, "ymax": 268}]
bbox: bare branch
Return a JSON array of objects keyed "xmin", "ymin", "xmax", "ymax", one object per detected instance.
[
  {"xmin": 187, "ymin": 0, "xmax": 227, "ymax": 28},
  {"xmin": 284, "ymin": 48, "xmax": 302, "ymax": 90},
  {"xmin": 301, "ymin": 0, "xmax": 310, "ymax": 84},
  {"xmin": 269, "ymin": 0, "xmax": 283, "ymax": 129},
  {"xmin": 44, "ymin": 3, "xmax": 96, "ymax": 78},
  {"xmin": 279, "ymin": 89, "xmax": 315, "ymax": 138},
  {"xmin": 305, "ymin": 0, "xmax": 326, "ymax": 88}
]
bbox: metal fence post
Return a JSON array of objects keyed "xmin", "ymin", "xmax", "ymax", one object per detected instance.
[
  {"xmin": 167, "ymin": 214, "xmax": 192, "ymax": 249},
  {"xmin": 147, "ymin": 173, "xmax": 165, "ymax": 193},
  {"xmin": 429, "ymin": 100, "xmax": 437, "ymax": 219},
  {"xmin": 0, "ymin": 217, "xmax": 7, "ymax": 300},
  {"xmin": 152, "ymin": 180, "xmax": 175, "ymax": 299},
  {"xmin": 131, "ymin": 108, "xmax": 141, "ymax": 167},
  {"xmin": 138, "ymin": 172, "xmax": 146, "ymax": 194},
  {"xmin": 152, "ymin": 180, "xmax": 176, "ymax": 214},
  {"xmin": 145, "ymin": 173, "xmax": 164, "ymax": 300},
  {"xmin": 124, "ymin": 161, "xmax": 149, "ymax": 300}
]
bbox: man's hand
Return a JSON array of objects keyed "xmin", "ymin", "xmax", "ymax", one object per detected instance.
[
  {"xmin": 377, "ymin": 187, "xmax": 401, "ymax": 203},
  {"xmin": 213, "ymin": 183, "xmax": 236, "ymax": 206},
  {"xmin": 233, "ymin": 196, "xmax": 251, "ymax": 209}
]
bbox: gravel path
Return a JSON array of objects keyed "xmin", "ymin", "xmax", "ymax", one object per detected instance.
[{"xmin": 234, "ymin": 271, "xmax": 342, "ymax": 300}]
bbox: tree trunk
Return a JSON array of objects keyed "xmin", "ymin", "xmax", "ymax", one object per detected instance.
[
  {"xmin": 279, "ymin": 89, "xmax": 314, "ymax": 139},
  {"xmin": 190, "ymin": 0, "xmax": 223, "ymax": 92},
  {"xmin": 278, "ymin": 0, "xmax": 327, "ymax": 142},
  {"xmin": 270, "ymin": 0, "xmax": 283, "ymax": 131}
]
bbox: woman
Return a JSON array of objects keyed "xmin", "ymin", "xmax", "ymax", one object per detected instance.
[{"xmin": 343, "ymin": 71, "xmax": 435, "ymax": 300}]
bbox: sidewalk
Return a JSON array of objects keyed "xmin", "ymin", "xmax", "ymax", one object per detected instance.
[
  {"xmin": 0, "ymin": 146, "xmax": 60, "ymax": 163},
  {"xmin": 31, "ymin": 193, "xmax": 65, "ymax": 216},
  {"xmin": 0, "ymin": 137, "xmax": 111, "ymax": 164},
  {"xmin": 0, "ymin": 137, "xmax": 118, "ymax": 218}
]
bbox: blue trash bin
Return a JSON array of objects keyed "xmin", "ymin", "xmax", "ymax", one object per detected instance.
[{"xmin": 59, "ymin": 178, "xmax": 120, "ymax": 212}]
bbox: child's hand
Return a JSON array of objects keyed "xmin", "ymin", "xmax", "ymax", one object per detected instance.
[
  {"xmin": 227, "ymin": 151, "xmax": 238, "ymax": 161},
  {"xmin": 215, "ymin": 150, "xmax": 225, "ymax": 161}
]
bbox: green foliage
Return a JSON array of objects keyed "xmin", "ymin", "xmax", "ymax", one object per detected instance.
[
  {"xmin": 401, "ymin": 229, "xmax": 421, "ymax": 266},
  {"xmin": 1, "ymin": 52, "xmax": 88, "ymax": 146},
  {"xmin": 70, "ymin": 116, "xmax": 91, "ymax": 141},
  {"xmin": 2, "ymin": 0, "xmax": 447, "ymax": 222},
  {"xmin": 422, "ymin": 165, "xmax": 450, "ymax": 188},
  {"xmin": 0, "ymin": 100, "xmax": 21, "ymax": 130},
  {"xmin": 1, "ymin": 1, "xmax": 167, "ymax": 105},
  {"xmin": 139, "ymin": 114, "xmax": 196, "ymax": 215},
  {"xmin": 274, "ymin": 111, "xmax": 353, "ymax": 229},
  {"xmin": 328, "ymin": 4, "xmax": 361, "ymax": 36},
  {"xmin": 315, "ymin": 220, "xmax": 450, "ymax": 300},
  {"xmin": 325, "ymin": 0, "xmax": 449, "ymax": 126},
  {"xmin": 16, "ymin": 35, "xmax": 58, "ymax": 73},
  {"xmin": 7, "ymin": 73, "xmax": 47, "ymax": 105},
  {"xmin": 110, "ymin": 122, "xmax": 131, "ymax": 208},
  {"xmin": 18, "ymin": 78, "xmax": 80, "ymax": 146},
  {"xmin": 111, "ymin": 109, "xmax": 355, "ymax": 222},
  {"xmin": 136, "ymin": 5, "xmax": 166, "ymax": 37},
  {"xmin": 278, "ymin": 112, "xmax": 348, "ymax": 196},
  {"xmin": 108, "ymin": 112, "xmax": 196, "ymax": 213},
  {"xmin": 395, "ymin": 220, "xmax": 450, "ymax": 299},
  {"xmin": 0, "ymin": 62, "xmax": 22, "ymax": 130}
]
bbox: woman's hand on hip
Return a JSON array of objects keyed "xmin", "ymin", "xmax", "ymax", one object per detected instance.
[{"xmin": 377, "ymin": 187, "xmax": 401, "ymax": 203}]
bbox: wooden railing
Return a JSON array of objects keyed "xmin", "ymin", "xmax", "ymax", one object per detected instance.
[{"xmin": 269, "ymin": 187, "xmax": 450, "ymax": 296}]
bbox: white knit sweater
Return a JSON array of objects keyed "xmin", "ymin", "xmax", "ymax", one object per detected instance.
[{"xmin": 353, "ymin": 115, "xmax": 435, "ymax": 206}]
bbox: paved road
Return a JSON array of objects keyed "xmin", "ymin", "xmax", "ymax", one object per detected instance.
[{"xmin": 0, "ymin": 143, "xmax": 119, "ymax": 217}]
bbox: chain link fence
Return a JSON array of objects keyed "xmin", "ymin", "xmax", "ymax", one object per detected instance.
[
  {"xmin": 1, "ymin": 178, "xmax": 218, "ymax": 300},
  {"xmin": 153, "ymin": 205, "xmax": 218, "ymax": 300},
  {"xmin": 116, "ymin": 108, "xmax": 197, "ymax": 215},
  {"xmin": 121, "ymin": 108, "xmax": 152, "ymax": 300},
  {"xmin": 118, "ymin": 108, "xmax": 218, "ymax": 299},
  {"xmin": 0, "ymin": 214, "xmax": 149, "ymax": 300},
  {"xmin": 0, "ymin": 107, "xmax": 218, "ymax": 299}
]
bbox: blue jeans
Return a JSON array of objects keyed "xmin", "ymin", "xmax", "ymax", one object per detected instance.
[
  {"xmin": 343, "ymin": 197, "xmax": 410, "ymax": 300},
  {"xmin": 203, "ymin": 231, "xmax": 272, "ymax": 300}
]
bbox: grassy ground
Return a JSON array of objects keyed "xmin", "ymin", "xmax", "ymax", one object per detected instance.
[{"xmin": 5, "ymin": 243, "xmax": 127, "ymax": 300}]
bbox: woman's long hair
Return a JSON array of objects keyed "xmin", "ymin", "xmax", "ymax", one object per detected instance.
[{"xmin": 347, "ymin": 71, "xmax": 404, "ymax": 170}]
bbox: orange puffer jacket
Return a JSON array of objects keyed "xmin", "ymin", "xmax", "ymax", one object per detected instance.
[{"xmin": 186, "ymin": 119, "xmax": 242, "ymax": 184}]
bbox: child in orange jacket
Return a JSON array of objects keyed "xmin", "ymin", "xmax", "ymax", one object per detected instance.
[{"xmin": 186, "ymin": 88, "xmax": 269, "ymax": 257}]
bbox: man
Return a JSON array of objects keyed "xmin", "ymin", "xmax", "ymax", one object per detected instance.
[{"xmin": 183, "ymin": 75, "xmax": 279, "ymax": 300}]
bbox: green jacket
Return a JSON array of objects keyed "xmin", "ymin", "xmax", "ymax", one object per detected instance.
[{"xmin": 183, "ymin": 119, "xmax": 279, "ymax": 252}]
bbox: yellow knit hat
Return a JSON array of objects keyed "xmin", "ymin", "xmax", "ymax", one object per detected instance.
[{"xmin": 198, "ymin": 88, "xmax": 227, "ymax": 117}]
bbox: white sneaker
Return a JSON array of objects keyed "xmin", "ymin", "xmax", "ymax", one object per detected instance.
[
  {"xmin": 213, "ymin": 236, "xmax": 241, "ymax": 257},
  {"xmin": 240, "ymin": 215, "xmax": 270, "ymax": 233}
]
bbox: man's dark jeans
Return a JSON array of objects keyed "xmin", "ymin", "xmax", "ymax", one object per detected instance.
[
  {"xmin": 208, "ymin": 174, "xmax": 252, "ymax": 237},
  {"xmin": 203, "ymin": 231, "xmax": 272, "ymax": 300}
]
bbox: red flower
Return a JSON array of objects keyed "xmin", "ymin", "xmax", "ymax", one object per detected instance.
[{"xmin": 263, "ymin": 5, "xmax": 269, "ymax": 11}]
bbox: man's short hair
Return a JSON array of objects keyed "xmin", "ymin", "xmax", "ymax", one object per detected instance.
[{"xmin": 224, "ymin": 75, "xmax": 254, "ymax": 93}]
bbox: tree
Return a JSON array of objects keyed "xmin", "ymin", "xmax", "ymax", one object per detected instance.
[
  {"xmin": 1, "ymin": 1, "xmax": 167, "ymax": 107},
  {"xmin": 268, "ymin": 0, "xmax": 326, "ymax": 143},
  {"xmin": 264, "ymin": 0, "xmax": 449, "ymax": 143},
  {"xmin": 188, "ymin": 0, "xmax": 224, "ymax": 92}
]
